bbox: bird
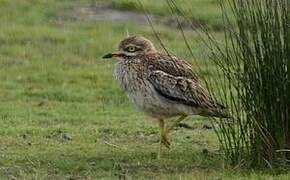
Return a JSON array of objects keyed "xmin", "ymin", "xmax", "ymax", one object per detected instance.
[{"xmin": 102, "ymin": 36, "xmax": 229, "ymax": 158}]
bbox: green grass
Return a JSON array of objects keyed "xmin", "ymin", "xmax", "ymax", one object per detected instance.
[
  {"xmin": 111, "ymin": 0, "xmax": 224, "ymax": 30},
  {"xmin": 0, "ymin": 0, "xmax": 289, "ymax": 179}
]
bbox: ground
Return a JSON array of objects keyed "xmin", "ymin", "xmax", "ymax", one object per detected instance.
[{"xmin": 0, "ymin": 0, "xmax": 289, "ymax": 179}]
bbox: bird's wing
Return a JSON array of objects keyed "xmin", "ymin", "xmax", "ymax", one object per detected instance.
[
  {"xmin": 144, "ymin": 53, "xmax": 199, "ymax": 82},
  {"xmin": 148, "ymin": 70, "xmax": 225, "ymax": 111}
]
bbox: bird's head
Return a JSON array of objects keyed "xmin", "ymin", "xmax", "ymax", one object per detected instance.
[{"xmin": 103, "ymin": 36, "xmax": 157, "ymax": 59}]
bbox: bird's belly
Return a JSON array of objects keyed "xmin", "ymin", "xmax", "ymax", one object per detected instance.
[
  {"xmin": 127, "ymin": 85, "xmax": 182, "ymax": 119},
  {"xmin": 127, "ymin": 85, "xmax": 202, "ymax": 119}
]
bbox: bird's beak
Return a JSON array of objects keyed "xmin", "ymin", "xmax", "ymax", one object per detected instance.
[{"xmin": 102, "ymin": 52, "xmax": 121, "ymax": 59}]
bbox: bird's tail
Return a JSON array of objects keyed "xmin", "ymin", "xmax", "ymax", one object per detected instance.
[
  {"xmin": 199, "ymin": 108, "xmax": 230, "ymax": 118},
  {"xmin": 212, "ymin": 101, "xmax": 231, "ymax": 118},
  {"xmin": 213, "ymin": 109, "xmax": 231, "ymax": 118},
  {"xmin": 201, "ymin": 101, "xmax": 231, "ymax": 118}
]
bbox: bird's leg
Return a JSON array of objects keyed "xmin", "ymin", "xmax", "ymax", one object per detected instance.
[
  {"xmin": 164, "ymin": 115, "xmax": 187, "ymax": 135},
  {"xmin": 157, "ymin": 119, "xmax": 170, "ymax": 159},
  {"xmin": 157, "ymin": 115, "xmax": 187, "ymax": 158}
]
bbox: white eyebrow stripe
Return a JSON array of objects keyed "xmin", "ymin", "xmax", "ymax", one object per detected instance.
[{"xmin": 125, "ymin": 44, "xmax": 141, "ymax": 48}]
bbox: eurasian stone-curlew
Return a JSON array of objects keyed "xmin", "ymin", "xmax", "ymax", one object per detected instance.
[{"xmin": 103, "ymin": 36, "xmax": 228, "ymax": 157}]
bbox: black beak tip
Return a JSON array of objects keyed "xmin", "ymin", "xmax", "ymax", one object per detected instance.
[{"xmin": 102, "ymin": 53, "xmax": 113, "ymax": 59}]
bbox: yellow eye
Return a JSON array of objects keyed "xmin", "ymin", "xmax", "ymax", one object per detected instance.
[{"xmin": 127, "ymin": 46, "xmax": 136, "ymax": 52}]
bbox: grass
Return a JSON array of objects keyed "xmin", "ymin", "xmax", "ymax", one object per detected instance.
[
  {"xmin": 0, "ymin": 0, "xmax": 289, "ymax": 179},
  {"xmin": 111, "ymin": 0, "xmax": 224, "ymax": 30},
  {"xmin": 209, "ymin": 0, "xmax": 290, "ymax": 167}
]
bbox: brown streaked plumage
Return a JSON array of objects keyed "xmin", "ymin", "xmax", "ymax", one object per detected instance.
[{"xmin": 103, "ymin": 36, "xmax": 228, "ymax": 158}]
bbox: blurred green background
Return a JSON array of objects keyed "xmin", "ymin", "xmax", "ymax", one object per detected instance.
[{"xmin": 0, "ymin": 0, "xmax": 289, "ymax": 179}]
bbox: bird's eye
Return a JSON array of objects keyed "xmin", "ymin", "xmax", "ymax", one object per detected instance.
[{"xmin": 127, "ymin": 46, "xmax": 136, "ymax": 52}]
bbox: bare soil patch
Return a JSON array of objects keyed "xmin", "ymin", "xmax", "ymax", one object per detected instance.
[{"xmin": 72, "ymin": 3, "xmax": 202, "ymax": 30}]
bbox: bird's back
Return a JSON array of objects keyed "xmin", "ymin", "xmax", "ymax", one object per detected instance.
[{"xmin": 142, "ymin": 53, "xmax": 199, "ymax": 82}]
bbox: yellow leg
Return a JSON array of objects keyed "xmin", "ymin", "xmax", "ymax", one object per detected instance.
[
  {"xmin": 164, "ymin": 115, "xmax": 187, "ymax": 135},
  {"xmin": 158, "ymin": 119, "xmax": 170, "ymax": 159},
  {"xmin": 157, "ymin": 115, "xmax": 187, "ymax": 158}
]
